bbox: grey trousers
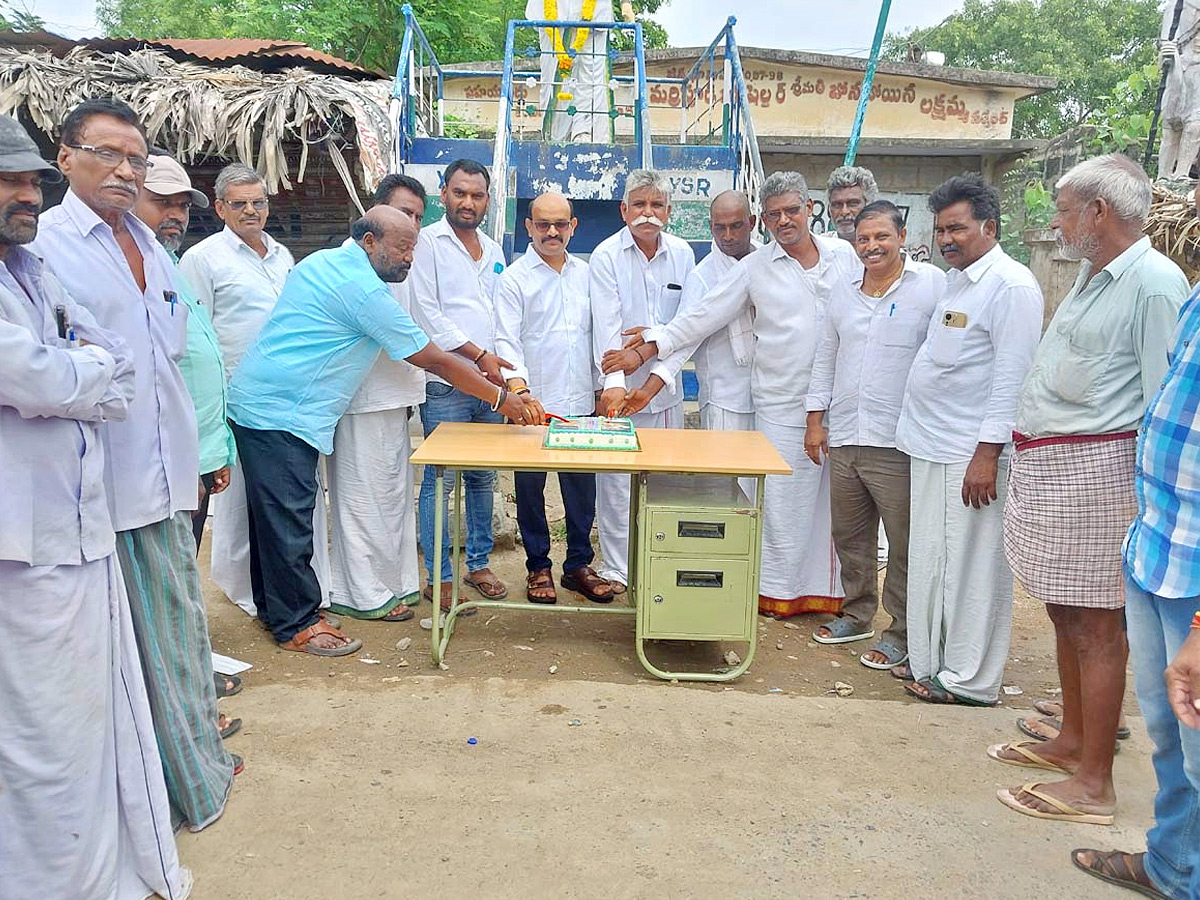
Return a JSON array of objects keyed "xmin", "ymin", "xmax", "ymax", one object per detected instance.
[{"xmin": 830, "ymin": 445, "xmax": 911, "ymax": 650}]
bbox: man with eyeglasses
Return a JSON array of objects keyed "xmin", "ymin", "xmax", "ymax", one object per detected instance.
[
  {"xmin": 826, "ymin": 165, "xmax": 879, "ymax": 243},
  {"xmin": 0, "ymin": 113, "xmax": 193, "ymax": 900},
  {"xmin": 494, "ymin": 191, "xmax": 614, "ymax": 605},
  {"xmin": 180, "ymin": 163, "xmax": 333, "ymax": 619},
  {"xmin": 617, "ymin": 171, "xmax": 859, "ymax": 619},
  {"xmin": 33, "ymin": 97, "xmax": 237, "ymax": 832}
]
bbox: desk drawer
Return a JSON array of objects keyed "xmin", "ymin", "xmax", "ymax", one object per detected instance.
[
  {"xmin": 647, "ymin": 509, "xmax": 752, "ymax": 556},
  {"xmin": 641, "ymin": 556, "xmax": 753, "ymax": 640}
]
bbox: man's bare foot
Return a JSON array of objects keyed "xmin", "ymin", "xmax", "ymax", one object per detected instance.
[
  {"xmin": 463, "ymin": 568, "xmax": 507, "ymax": 599},
  {"xmin": 993, "ymin": 738, "xmax": 1080, "ymax": 771},
  {"xmin": 1002, "ymin": 776, "xmax": 1116, "ymax": 817}
]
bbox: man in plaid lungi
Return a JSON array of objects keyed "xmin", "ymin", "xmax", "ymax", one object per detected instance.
[{"xmin": 995, "ymin": 155, "xmax": 1189, "ymax": 827}]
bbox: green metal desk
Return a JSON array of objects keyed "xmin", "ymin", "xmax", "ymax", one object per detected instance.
[{"xmin": 409, "ymin": 422, "xmax": 791, "ymax": 682}]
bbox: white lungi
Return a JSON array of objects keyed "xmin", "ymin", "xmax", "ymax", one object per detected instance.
[
  {"xmin": 701, "ymin": 404, "xmax": 757, "ymax": 502},
  {"xmin": 756, "ymin": 416, "xmax": 844, "ymax": 601},
  {"xmin": 210, "ymin": 461, "xmax": 332, "ymax": 615},
  {"xmin": 326, "ymin": 408, "xmax": 420, "ymax": 614},
  {"xmin": 907, "ymin": 457, "xmax": 1014, "ymax": 703},
  {"xmin": 0, "ymin": 556, "xmax": 189, "ymax": 900},
  {"xmin": 596, "ymin": 404, "xmax": 683, "ymax": 584}
]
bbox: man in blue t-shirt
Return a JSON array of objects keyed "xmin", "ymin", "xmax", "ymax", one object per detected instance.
[{"xmin": 229, "ymin": 206, "xmax": 542, "ymax": 657}]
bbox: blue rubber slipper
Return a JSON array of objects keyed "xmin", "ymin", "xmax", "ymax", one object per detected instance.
[
  {"xmin": 812, "ymin": 616, "xmax": 876, "ymax": 644},
  {"xmin": 859, "ymin": 639, "xmax": 907, "ymax": 670}
]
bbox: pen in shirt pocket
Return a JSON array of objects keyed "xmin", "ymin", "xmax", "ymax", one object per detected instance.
[{"xmin": 163, "ymin": 290, "xmax": 178, "ymax": 316}]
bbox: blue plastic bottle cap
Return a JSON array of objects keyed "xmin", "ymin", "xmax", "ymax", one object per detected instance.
[{"xmin": 467, "ymin": 737, "xmax": 478, "ymax": 745}]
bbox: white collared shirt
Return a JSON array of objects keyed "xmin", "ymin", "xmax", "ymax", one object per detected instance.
[
  {"xmin": 344, "ymin": 279, "xmax": 428, "ymax": 414},
  {"xmin": 683, "ymin": 240, "xmax": 760, "ymax": 414},
  {"xmin": 177, "ymin": 225, "xmax": 294, "ymax": 379},
  {"xmin": 645, "ymin": 234, "xmax": 861, "ymax": 427},
  {"xmin": 407, "ymin": 216, "xmax": 507, "ymax": 385},
  {"xmin": 589, "ymin": 226, "xmax": 695, "ymax": 414},
  {"xmin": 495, "ymin": 245, "xmax": 597, "ymax": 416},
  {"xmin": 0, "ymin": 246, "xmax": 135, "ymax": 565},
  {"xmin": 806, "ymin": 254, "xmax": 945, "ymax": 447},
  {"xmin": 34, "ymin": 190, "xmax": 200, "ymax": 532},
  {"xmin": 896, "ymin": 244, "xmax": 1044, "ymax": 463}
]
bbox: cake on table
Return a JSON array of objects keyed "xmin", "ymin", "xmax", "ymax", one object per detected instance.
[{"xmin": 543, "ymin": 416, "xmax": 640, "ymax": 451}]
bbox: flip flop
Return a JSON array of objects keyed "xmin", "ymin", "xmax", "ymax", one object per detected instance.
[
  {"xmin": 463, "ymin": 571, "xmax": 508, "ymax": 600},
  {"xmin": 423, "ymin": 583, "xmax": 477, "ymax": 617},
  {"xmin": 214, "ymin": 672, "xmax": 242, "ymax": 698},
  {"xmin": 1071, "ymin": 850, "xmax": 1169, "ymax": 899},
  {"xmin": 231, "ymin": 753, "xmax": 245, "ymax": 776},
  {"xmin": 997, "ymin": 782, "xmax": 1114, "ymax": 826},
  {"xmin": 1034, "ymin": 698, "xmax": 1063, "ymax": 717},
  {"xmin": 890, "ymin": 663, "xmax": 914, "ymax": 682},
  {"xmin": 219, "ymin": 716, "xmax": 242, "ymax": 740},
  {"xmin": 986, "ymin": 740, "xmax": 1074, "ymax": 775},
  {"xmin": 278, "ymin": 620, "xmax": 362, "ymax": 657},
  {"xmin": 1019, "ymin": 714, "xmax": 1131, "ymax": 742},
  {"xmin": 860, "ymin": 639, "xmax": 907, "ymax": 670},
  {"xmin": 378, "ymin": 605, "xmax": 415, "ymax": 623},
  {"xmin": 812, "ymin": 617, "xmax": 875, "ymax": 645},
  {"xmin": 906, "ymin": 679, "xmax": 997, "ymax": 706}
]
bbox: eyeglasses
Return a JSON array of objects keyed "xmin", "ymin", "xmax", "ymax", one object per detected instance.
[
  {"xmin": 223, "ymin": 199, "xmax": 268, "ymax": 212},
  {"xmin": 530, "ymin": 219, "xmax": 572, "ymax": 234},
  {"xmin": 64, "ymin": 144, "xmax": 152, "ymax": 175},
  {"xmin": 761, "ymin": 205, "xmax": 807, "ymax": 225}
]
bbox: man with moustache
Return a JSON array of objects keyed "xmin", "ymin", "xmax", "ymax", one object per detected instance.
[
  {"xmin": 804, "ymin": 201, "xmax": 943, "ymax": 671},
  {"xmin": 592, "ymin": 169, "xmax": 695, "ymax": 592},
  {"xmin": 325, "ymin": 174, "xmax": 430, "ymax": 622},
  {"xmin": 827, "ymin": 165, "xmax": 879, "ymax": 242},
  {"xmin": 618, "ymin": 171, "xmax": 859, "ymax": 617},
  {"xmin": 228, "ymin": 207, "xmax": 543, "ymax": 656},
  {"xmin": 408, "ymin": 159, "xmax": 511, "ymax": 609},
  {"xmin": 495, "ymin": 191, "xmax": 614, "ymax": 604},
  {"xmin": 33, "ymin": 97, "xmax": 236, "ymax": 831},
  {"xmin": 894, "ymin": 175, "xmax": 1043, "ymax": 707},
  {"xmin": 179, "ymin": 163, "xmax": 331, "ymax": 617},
  {"xmin": 134, "ymin": 155, "xmax": 234, "ymax": 552},
  {"xmin": 995, "ymin": 155, "xmax": 1188, "ymax": 826},
  {"xmin": 0, "ymin": 114, "xmax": 192, "ymax": 900}
]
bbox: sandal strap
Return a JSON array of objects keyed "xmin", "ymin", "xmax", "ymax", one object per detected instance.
[
  {"xmin": 526, "ymin": 568, "xmax": 553, "ymax": 588},
  {"xmin": 288, "ymin": 619, "xmax": 346, "ymax": 648},
  {"xmin": 567, "ymin": 566, "xmax": 607, "ymax": 590}
]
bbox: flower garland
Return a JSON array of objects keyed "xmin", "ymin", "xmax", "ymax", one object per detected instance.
[{"xmin": 544, "ymin": 0, "xmax": 598, "ymax": 100}]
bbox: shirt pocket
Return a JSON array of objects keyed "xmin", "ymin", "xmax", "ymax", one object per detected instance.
[
  {"xmin": 925, "ymin": 322, "xmax": 967, "ymax": 367},
  {"xmin": 1048, "ymin": 335, "xmax": 1109, "ymax": 404},
  {"xmin": 877, "ymin": 307, "xmax": 928, "ymax": 349}
]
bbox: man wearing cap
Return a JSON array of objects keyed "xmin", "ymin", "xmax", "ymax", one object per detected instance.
[
  {"xmin": 33, "ymin": 97, "xmax": 236, "ymax": 832},
  {"xmin": 0, "ymin": 115, "xmax": 192, "ymax": 900},
  {"xmin": 134, "ymin": 154, "xmax": 243, "ymax": 740}
]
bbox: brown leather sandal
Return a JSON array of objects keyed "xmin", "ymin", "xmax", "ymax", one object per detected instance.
[
  {"xmin": 560, "ymin": 565, "xmax": 615, "ymax": 604},
  {"xmin": 278, "ymin": 620, "xmax": 362, "ymax": 657},
  {"xmin": 1071, "ymin": 850, "xmax": 1168, "ymax": 899},
  {"xmin": 526, "ymin": 568, "xmax": 557, "ymax": 605}
]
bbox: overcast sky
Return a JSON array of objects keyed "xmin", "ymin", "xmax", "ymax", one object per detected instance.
[{"xmin": 34, "ymin": 0, "xmax": 967, "ymax": 50}]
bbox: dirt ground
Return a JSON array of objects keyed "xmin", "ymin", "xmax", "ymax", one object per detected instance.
[{"xmin": 185, "ymin": 463, "xmax": 1155, "ymax": 900}]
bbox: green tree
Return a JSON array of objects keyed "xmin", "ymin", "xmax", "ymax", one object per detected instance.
[
  {"xmin": 95, "ymin": 0, "xmax": 671, "ymax": 73},
  {"xmin": 884, "ymin": 0, "xmax": 1161, "ymax": 139},
  {"xmin": 0, "ymin": 1, "xmax": 45, "ymax": 31}
]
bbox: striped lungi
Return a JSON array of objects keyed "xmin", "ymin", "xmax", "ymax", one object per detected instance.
[
  {"xmin": 117, "ymin": 511, "xmax": 234, "ymax": 831},
  {"xmin": 1003, "ymin": 432, "xmax": 1137, "ymax": 608}
]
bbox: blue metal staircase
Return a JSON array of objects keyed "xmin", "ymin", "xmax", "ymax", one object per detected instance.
[{"xmin": 389, "ymin": 6, "xmax": 764, "ymax": 259}]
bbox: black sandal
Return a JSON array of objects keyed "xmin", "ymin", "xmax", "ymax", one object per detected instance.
[
  {"xmin": 1071, "ymin": 850, "xmax": 1168, "ymax": 899},
  {"xmin": 214, "ymin": 672, "xmax": 242, "ymax": 698}
]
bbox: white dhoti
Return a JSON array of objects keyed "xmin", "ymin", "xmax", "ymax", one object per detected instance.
[
  {"xmin": 0, "ymin": 555, "xmax": 190, "ymax": 900},
  {"xmin": 536, "ymin": 21, "xmax": 613, "ymax": 142},
  {"xmin": 907, "ymin": 457, "xmax": 1014, "ymax": 704},
  {"xmin": 596, "ymin": 404, "xmax": 683, "ymax": 585},
  {"xmin": 700, "ymin": 404, "xmax": 757, "ymax": 502},
  {"xmin": 326, "ymin": 408, "xmax": 421, "ymax": 617},
  {"xmin": 210, "ymin": 461, "xmax": 332, "ymax": 615},
  {"xmin": 755, "ymin": 417, "xmax": 844, "ymax": 616}
]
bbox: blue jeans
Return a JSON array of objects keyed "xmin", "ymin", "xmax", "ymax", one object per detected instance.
[
  {"xmin": 418, "ymin": 382, "xmax": 501, "ymax": 585},
  {"xmin": 1126, "ymin": 574, "xmax": 1200, "ymax": 900}
]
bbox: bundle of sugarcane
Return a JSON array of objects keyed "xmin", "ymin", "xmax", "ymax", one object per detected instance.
[{"xmin": 1147, "ymin": 181, "xmax": 1200, "ymax": 283}]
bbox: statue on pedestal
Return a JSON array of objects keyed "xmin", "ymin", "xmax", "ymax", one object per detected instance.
[{"xmin": 1158, "ymin": 0, "xmax": 1200, "ymax": 177}]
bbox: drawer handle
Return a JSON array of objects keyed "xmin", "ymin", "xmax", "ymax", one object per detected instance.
[
  {"xmin": 676, "ymin": 570, "xmax": 724, "ymax": 588},
  {"xmin": 678, "ymin": 521, "xmax": 725, "ymax": 539}
]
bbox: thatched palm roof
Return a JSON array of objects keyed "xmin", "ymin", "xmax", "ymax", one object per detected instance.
[{"xmin": 0, "ymin": 46, "xmax": 394, "ymax": 204}]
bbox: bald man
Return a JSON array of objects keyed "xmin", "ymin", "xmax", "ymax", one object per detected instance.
[
  {"xmin": 228, "ymin": 206, "xmax": 544, "ymax": 657},
  {"xmin": 495, "ymin": 193, "xmax": 614, "ymax": 604}
]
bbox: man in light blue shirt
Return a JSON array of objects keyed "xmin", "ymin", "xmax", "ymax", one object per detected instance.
[{"xmin": 228, "ymin": 206, "xmax": 541, "ymax": 657}]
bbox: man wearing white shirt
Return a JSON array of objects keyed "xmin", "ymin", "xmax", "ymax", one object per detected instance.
[
  {"xmin": 591, "ymin": 169, "xmax": 695, "ymax": 590},
  {"xmin": 687, "ymin": 190, "xmax": 758, "ymax": 432},
  {"xmin": 35, "ymin": 98, "xmax": 235, "ymax": 831},
  {"xmin": 804, "ymin": 201, "xmax": 944, "ymax": 670},
  {"xmin": 495, "ymin": 191, "xmax": 615, "ymax": 604},
  {"xmin": 0, "ymin": 117, "xmax": 192, "ymax": 900},
  {"xmin": 896, "ymin": 175, "xmax": 1044, "ymax": 706},
  {"xmin": 179, "ymin": 163, "xmax": 331, "ymax": 616},
  {"xmin": 325, "ymin": 174, "xmax": 429, "ymax": 622},
  {"xmin": 409, "ymin": 159, "xmax": 511, "ymax": 607},
  {"xmin": 620, "ymin": 171, "xmax": 858, "ymax": 617}
]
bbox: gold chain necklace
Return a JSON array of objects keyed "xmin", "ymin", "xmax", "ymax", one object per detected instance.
[{"xmin": 862, "ymin": 261, "xmax": 904, "ymax": 298}]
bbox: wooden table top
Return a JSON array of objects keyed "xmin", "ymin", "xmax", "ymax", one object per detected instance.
[{"xmin": 410, "ymin": 422, "xmax": 792, "ymax": 475}]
